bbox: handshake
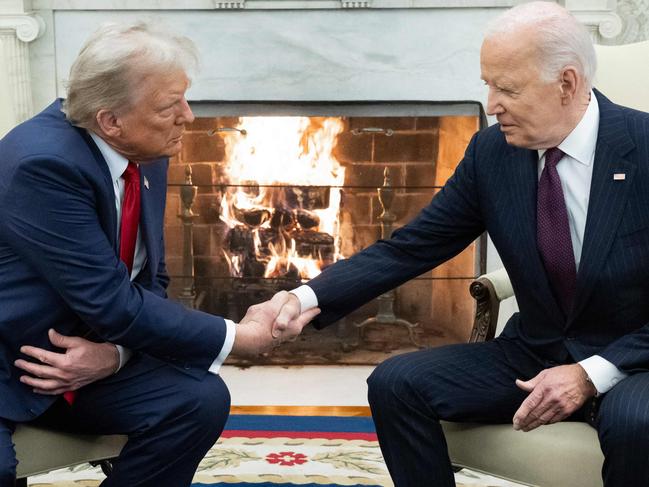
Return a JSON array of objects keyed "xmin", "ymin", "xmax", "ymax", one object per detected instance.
[{"xmin": 230, "ymin": 291, "xmax": 321, "ymax": 357}]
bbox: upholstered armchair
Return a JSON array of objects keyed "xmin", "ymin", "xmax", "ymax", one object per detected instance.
[{"xmin": 441, "ymin": 269, "xmax": 603, "ymax": 487}]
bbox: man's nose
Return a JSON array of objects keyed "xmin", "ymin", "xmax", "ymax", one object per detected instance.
[
  {"xmin": 486, "ymin": 90, "xmax": 504, "ymax": 116},
  {"xmin": 178, "ymin": 98, "xmax": 195, "ymax": 125}
]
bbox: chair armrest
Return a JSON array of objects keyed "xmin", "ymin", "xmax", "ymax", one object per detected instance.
[{"xmin": 468, "ymin": 268, "xmax": 513, "ymax": 343}]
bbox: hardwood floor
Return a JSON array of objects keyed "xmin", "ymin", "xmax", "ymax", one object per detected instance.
[{"xmin": 230, "ymin": 405, "xmax": 372, "ymax": 416}]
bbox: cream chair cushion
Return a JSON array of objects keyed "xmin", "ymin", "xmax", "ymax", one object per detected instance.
[
  {"xmin": 443, "ymin": 421, "xmax": 603, "ymax": 487},
  {"xmin": 14, "ymin": 424, "xmax": 126, "ymax": 478}
]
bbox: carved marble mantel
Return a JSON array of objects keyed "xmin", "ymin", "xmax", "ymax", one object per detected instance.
[
  {"xmin": 0, "ymin": 4, "xmax": 45, "ymax": 124},
  {"xmin": 565, "ymin": 0, "xmax": 623, "ymax": 41},
  {"xmin": 1, "ymin": 0, "xmax": 624, "ymax": 122}
]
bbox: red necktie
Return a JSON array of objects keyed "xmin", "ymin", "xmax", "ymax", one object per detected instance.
[
  {"xmin": 63, "ymin": 161, "xmax": 141, "ymax": 406},
  {"xmin": 118, "ymin": 161, "xmax": 142, "ymax": 275}
]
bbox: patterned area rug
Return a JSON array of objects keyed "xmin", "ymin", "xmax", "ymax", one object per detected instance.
[{"xmin": 28, "ymin": 415, "xmax": 524, "ymax": 487}]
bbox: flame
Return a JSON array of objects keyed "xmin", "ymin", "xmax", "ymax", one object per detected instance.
[{"xmin": 220, "ymin": 116, "xmax": 346, "ymax": 280}]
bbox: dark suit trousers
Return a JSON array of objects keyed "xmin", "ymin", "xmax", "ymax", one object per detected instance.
[
  {"xmin": 367, "ymin": 338, "xmax": 649, "ymax": 487},
  {"xmin": 0, "ymin": 354, "xmax": 230, "ymax": 487}
]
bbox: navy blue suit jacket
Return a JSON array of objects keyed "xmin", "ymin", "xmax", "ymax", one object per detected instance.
[
  {"xmin": 0, "ymin": 100, "xmax": 227, "ymax": 422},
  {"xmin": 309, "ymin": 90, "xmax": 649, "ymax": 373}
]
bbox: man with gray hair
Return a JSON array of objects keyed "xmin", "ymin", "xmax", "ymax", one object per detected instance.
[
  {"xmin": 0, "ymin": 23, "xmax": 317, "ymax": 485},
  {"xmin": 272, "ymin": 2, "xmax": 649, "ymax": 485}
]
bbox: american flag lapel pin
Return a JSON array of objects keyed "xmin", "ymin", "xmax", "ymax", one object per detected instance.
[
  {"xmin": 144, "ymin": 176, "xmax": 150, "ymax": 189},
  {"xmin": 613, "ymin": 173, "xmax": 626, "ymax": 181}
]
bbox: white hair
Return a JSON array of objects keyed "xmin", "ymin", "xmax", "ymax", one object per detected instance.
[
  {"xmin": 62, "ymin": 22, "xmax": 199, "ymax": 129},
  {"xmin": 484, "ymin": 1, "xmax": 596, "ymax": 89}
]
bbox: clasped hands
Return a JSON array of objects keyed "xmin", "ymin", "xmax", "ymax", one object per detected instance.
[{"xmin": 231, "ymin": 290, "xmax": 319, "ymax": 357}]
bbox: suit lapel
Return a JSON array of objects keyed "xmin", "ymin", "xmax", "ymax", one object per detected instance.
[
  {"xmin": 507, "ymin": 147, "xmax": 567, "ymax": 324},
  {"xmin": 508, "ymin": 148, "xmax": 538, "ymax": 261},
  {"xmin": 77, "ymin": 127, "xmax": 119, "ymax": 252},
  {"xmin": 570, "ymin": 91, "xmax": 636, "ymax": 322}
]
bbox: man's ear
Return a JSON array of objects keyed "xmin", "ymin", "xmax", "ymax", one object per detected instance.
[
  {"xmin": 558, "ymin": 66, "xmax": 579, "ymax": 104},
  {"xmin": 95, "ymin": 109, "xmax": 122, "ymax": 138}
]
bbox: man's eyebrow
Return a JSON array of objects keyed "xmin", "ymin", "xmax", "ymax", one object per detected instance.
[{"xmin": 157, "ymin": 93, "xmax": 184, "ymax": 106}]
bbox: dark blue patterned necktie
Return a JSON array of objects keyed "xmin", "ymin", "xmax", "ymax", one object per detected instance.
[{"xmin": 537, "ymin": 147, "xmax": 577, "ymax": 315}]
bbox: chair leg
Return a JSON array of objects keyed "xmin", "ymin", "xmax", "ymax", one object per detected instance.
[
  {"xmin": 90, "ymin": 458, "xmax": 116, "ymax": 477},
  {"xmin": 15, "ymin": 478, "xmax": 27, "ymax": 487}
]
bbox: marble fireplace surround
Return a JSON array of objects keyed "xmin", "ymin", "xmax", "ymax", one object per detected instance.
[{"xmin": 3, "ymin": 0, "xmax": 623, "ymax": 123}]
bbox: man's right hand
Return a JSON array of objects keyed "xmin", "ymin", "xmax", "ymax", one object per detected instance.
[
  {"xmin": 14, "ymin": 328, "xmax": 120, "ymax": 395},
  {"xmin": 231, "ymin": 291, "xmax": 320, "ymax": 357}
]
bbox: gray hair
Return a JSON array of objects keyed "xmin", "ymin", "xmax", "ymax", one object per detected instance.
[
  {"xmin": 62, "ymin": 22, "xmax": 199, "ymax": 129},
  {"xmin": 484, "ymin": 1, "xmax": 596, "ymax": 89}
]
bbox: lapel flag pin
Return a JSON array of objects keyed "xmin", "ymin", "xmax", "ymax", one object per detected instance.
[
  {"xmin": 613, "ymin": 173, "xmax": 625, "ymax": 181},
  {"xmin": 144, "ymin": 176, "xmax": 150, "ymax": 189}
]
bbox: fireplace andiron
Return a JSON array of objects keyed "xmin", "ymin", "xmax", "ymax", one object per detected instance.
[
  {"xmin": 353, "ymin": 167, "xmax": 422, "ymax": 349},
  {"xmin": 177, "ymin": 165, "xmax": 205, "ymax": 310}
]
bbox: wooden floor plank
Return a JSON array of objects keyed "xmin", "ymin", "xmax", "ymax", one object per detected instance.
[{"xmin": 230, "ymin": 405, "xmax": 372, "ymax": 416}]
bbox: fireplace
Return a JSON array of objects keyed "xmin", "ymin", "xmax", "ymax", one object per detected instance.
[{"xmin": 163, "ymin": 102, "xmax": 486, "ymax": 365}]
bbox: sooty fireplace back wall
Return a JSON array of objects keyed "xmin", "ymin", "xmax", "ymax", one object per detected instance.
[{"xmin": 164, "ymin": 102, "xmax": 486, "ymax": 366}]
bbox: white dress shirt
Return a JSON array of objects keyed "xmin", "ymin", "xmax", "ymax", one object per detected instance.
[
  {"xmin": 292, "ymin": 92, "xmax": 626, "ymax": 395},
  {"xmin": 89, "ymin": 132, "xmax": 235, "ymax": 374}
]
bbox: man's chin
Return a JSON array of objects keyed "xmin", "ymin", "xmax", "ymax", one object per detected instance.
[
  {"xmin": 503, "ymin": 132, "xmax": 516, "ymax": 144},
  {"xmin": 501, "ymin": 132, "xmax": 526, "ymax": 148},
  {"xmin": 166, "ymin": 140, "xmax": 183, "ymax": 157}
]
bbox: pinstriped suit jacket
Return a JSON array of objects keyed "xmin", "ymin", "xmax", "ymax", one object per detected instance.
[{"xmin": 309, "ymin": 90, "xmax": 649, "ymax": 371}]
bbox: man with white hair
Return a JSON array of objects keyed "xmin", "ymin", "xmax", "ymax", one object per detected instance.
[
  {"xmin": 0, "ymin": 23, "xmax": 317, "ymax": 485},
  {"xmin": 272, "ymin": 2, "xmax": 649, "ymax": 485}
]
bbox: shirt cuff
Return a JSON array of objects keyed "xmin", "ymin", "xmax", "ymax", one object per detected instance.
[
  {"xmin": 290, "ymin": 284, "xmax": 318, "ymax": 312},
  {"xmin": 579, "ymin": 355, "xmax": 628, "ymax": 394},
  {"xmin": 114, "ymin": 345, "xmax": 132, "ymax": 373},
  {"xmin": 208, "ymin": 319, "xmax": 237, "ymax": 375}
]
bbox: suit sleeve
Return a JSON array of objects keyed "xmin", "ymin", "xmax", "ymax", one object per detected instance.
[
  {"xmin": 598, "ymin": 330, "xmax": 649, "ymax": 373},
  {"xmin": 309, "ymin": 132, "xmax": 486, "ymax": 327},
  {"xmin": 0, "ymin": 155, "xmax": 225, "ymax": 377}
]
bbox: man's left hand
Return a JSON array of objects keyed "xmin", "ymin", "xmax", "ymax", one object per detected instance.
[
  {"xmin": 14, "ymin": 328, "xmax": 120, "ymax": 395},
  {"xmin": 512, "ymin": 363, "xmax": 597, "ymax": 432}
]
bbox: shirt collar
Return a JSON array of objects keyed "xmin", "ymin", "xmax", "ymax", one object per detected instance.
[
  {"xmin": 538, "ymin": 91, "xmax": 600, "ymax": 166},
  {"xmin": 88, "ymin": 131, "xmax": 129, "ymax": 182}
]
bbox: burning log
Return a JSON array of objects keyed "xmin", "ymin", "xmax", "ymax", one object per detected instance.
[
  {"xmin": 258, "ymin": 227, "xmax": 287, "ymax": 257},
  {"xmin": 296, "ymin": 209, "xmax": 320, "ymax": 230},
  {"xmin": 228, "ymin": 225, "xmax": 254, "ymax": 253},
  {"xmin": 292, "ymin": 229, "xmax": 334, "ymax": 246},
  {"xmin": 242, "ymin": 256, "xmax": 267, "ymax": 278},
  {"xmin": 291, "ymin": 229, "xmax": 335, "ymax": 262},
  {"xmin": 270, "ymin": 207, "xmax": 295, "ymax": 229},
  {"xmin": 233, "ymin": 206, "xmax": 271, "ymax": 227}
]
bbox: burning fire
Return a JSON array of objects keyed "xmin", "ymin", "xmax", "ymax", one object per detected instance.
[{"xmin": 220, "ymin": 116, "xmax": 346, "ymax": 280}]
